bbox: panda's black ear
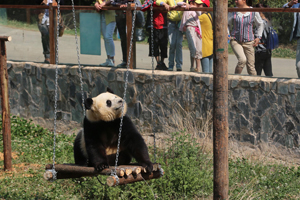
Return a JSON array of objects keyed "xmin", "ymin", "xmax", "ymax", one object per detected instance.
[
  {"xmin": 84, "ymin": 98, "xmax": 93, "ymax": 110},
  {"xmin": 107, "ymin": 87, "xmax": 114, "ymax": 94}
]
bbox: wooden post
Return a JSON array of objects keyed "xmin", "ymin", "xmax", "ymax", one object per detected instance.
[
  {"xmin": 126, "ymin": 3, "xmax": 136, "ymax": 69},
  {"xmin": 26, "ymin": 8, "xmax": 31, "ymax": 24},
  {"xmin": 0, "ymin": 36, "xmax": 12, "ymax": 171},
  {"xmin": 213, "ymin": 0, "xmax": 229, "ymax": 199},
  {"xmin": 49, "ymin": 3, "xmax": 56, "ymax": 64}
]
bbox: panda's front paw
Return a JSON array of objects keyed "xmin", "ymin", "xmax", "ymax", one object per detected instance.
[
  {"xmin": 94, "ymin": 163, "xmax": 109, "ymax": 171},
  {"xmin": 142, "ymin": 161, "xmax": 153, "ymax": 174}
]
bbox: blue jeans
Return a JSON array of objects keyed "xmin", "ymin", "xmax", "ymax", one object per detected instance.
[
  {"xmin": 101, "ymin": 14, "xmax": 116, "ymax": 57},
  {"xmin": 201, "ymin": 55, "xmax": 213, "ymax": 73},
  {"xmin": 168, "ymin": 21, "xmax": 183, "ymax": 70}
]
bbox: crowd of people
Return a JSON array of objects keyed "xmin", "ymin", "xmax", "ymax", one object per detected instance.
[{"xmin": 37, "ymin": 0, "xmax": 300, "ymax": 77}]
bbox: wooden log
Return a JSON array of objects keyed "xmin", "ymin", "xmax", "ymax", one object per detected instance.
[
  {"xmin": 44, "ymin": 163, "xmax": 161, "ymax": 181},
  {"xmin": 44, "ymin": 164, "xmax": 125, "ymax": 180},
  {"xmin": 0, "ymin": 38, "xmax": 12, "ymax": 171},
  {"xmin": 106, "ymin": 169, "xmax": 164, "ymax": 187},
  {"xmin": 0, "ymin": 36, "xmax": 12, "ymax": 42}
]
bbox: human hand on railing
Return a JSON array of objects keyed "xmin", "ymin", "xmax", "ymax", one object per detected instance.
[
  {"xmin": 184, "ymin": 3, "xmax": 190, "ymax": 10},
  {"xmin": 120, "ymin": 4, "xmax": 127, "ymax": 8},
  {"xmin": 163, "ymin": 3, "xmax": 170, "ymax": 11},
  {"xmin": 94, "ymin": 2, "xmax": 102, "ymax": 11},
  {"xmin": 41, "ymin": 0, "xmax": 47, "ymax": 5},
  {"xmin": 189, "ymin": 4, "xmax": 197, "ymax": 9},
  {"xmin": 288, "ymin": 0, "xmax": 298, "ymax": 7}
]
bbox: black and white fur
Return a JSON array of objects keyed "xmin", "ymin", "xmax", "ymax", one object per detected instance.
[{"xmin": 73, "ymin": 88, "xmax": 153, "ymax": 173}]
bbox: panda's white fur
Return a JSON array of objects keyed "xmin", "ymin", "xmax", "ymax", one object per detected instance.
[
  {"xmin": 85, "ymin": 92, "xmax": 127, "ymax": 122},
  {"xmin": 74, "ymin": 89, "xmax": 153, "ymax": 172},
  {"xmin": 78, "ymin": 92, "xmax": 127, "ymax": 157}
]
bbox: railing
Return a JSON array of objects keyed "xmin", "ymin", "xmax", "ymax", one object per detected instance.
[{"xmin": 1, "ymin": 4, "xmax": 300, "ymax": 68}]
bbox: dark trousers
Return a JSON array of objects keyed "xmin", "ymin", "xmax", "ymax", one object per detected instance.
[
  {"xmin": 38, "ymin": 23, "xmax": 50, "ymax": 59},
  {"xmin": 255, "ymin": 50, "xmax": 273, "ymax": 77},
  {"xmin": 147, "ymin": 28, "xmax": 168, "ymax": 58},
  {"xmin": 116, "ymin": 14, "xmax": 127, "ymax": 63}
]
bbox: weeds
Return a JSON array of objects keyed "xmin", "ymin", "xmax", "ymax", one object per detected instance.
[{"xmin": 0, "ymin": 116, "xmax": 300, "ymax": 199}]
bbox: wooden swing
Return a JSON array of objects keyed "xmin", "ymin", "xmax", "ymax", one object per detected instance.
[
  {"xmin": 44, "ymin": 0, "xmax": 163, "ymax": 186},
  {"xmin": 44, "ymin": 163, "xmax": 164, "ymax": 186}
]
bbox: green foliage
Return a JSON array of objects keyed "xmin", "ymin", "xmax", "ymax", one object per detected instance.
[
  {"xmin": 229, "ymin": 157, "xmax": 300, "ymax": 199},
  {"xmin": 1, "ymin": 116, "xmax": 300, "ymax": 199}
]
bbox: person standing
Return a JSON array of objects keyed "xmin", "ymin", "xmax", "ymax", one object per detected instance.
[
  {"xmin": 112, "ymin": 0, "xmax": 143, "ymax": 68},
  {"xmin": 37, "ymin": 0, "xmax": 56, "ymax": 63},
  {"xmin": 156, "ymin": 0, "xmax": 184, "ymax": 71},
  {"xmin": 228, "ymin": 0, "xmax": 264, "ymax": 75},
  {"xmin": 254, "ymin": 4, "xmax": 273, "ymax": 77},
  {"xmin": 283, "ymin": 0, "xmax": 300, "ymax": 78},
  {"xmin": 141, "ymin": 0, "xmax": 169, "ymax": 70},
  {"xmin": 178, "ymin": 0, "xmax": 202, "ymax": 72},
  {"xmin": 198, "ymin": 0, "xmax": 213, "ymax": 73},
  {"xmin": 95, "ymin": 0, "xmax": 116, "ymax": 67},
  {"xmin": 37, "ymin": 0, "xmax": 64, "ymax": 64}
]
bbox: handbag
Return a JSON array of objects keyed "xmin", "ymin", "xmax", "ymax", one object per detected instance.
[
  {"xmin": 135, "ymin": 10, "xmax": 145, "ymax": 28},
  {"xmin": 135, "ymin": 28, "xmax": 145, "ymax": 42}
]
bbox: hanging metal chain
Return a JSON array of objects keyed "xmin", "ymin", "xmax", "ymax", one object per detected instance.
[
  {"xmin": 71, "ymin": 0, "xmax": 86, "ymax": 116},
  {"xmin": 113, "ymin": 2, "xmax": 138, "ymax": 178},
  {"xmin": 52, "ymin": 0, "xmax": 86, "ymax": 180},
  {"xmin": 51, "ymin": 0, "xmax": 62, "ymax": 180},
  {"xmin": 150, "ymin": 0, "xmax": 156, "ymax": 163}
]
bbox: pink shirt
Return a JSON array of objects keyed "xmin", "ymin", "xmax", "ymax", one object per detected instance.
[{"xmin": 178, "ymin": 6, "xmax": 202, "ymax": 35}]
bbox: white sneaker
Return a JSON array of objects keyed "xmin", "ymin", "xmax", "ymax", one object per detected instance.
[
  {"xmin": 190, "ymin": 67, "xmax": 197, "ymax": 72},
  {"xmin": 100, "ymin": 59, "xmax": 115, "ymax": 67},
  {"xmin": 107, "ymin": 59, "xmax": 115, "ymax": 67}
]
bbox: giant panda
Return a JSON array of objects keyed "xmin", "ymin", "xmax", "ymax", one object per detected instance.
[{"xmin": 73, "ymin": 87, "xmax": 153, "ymax": 173}]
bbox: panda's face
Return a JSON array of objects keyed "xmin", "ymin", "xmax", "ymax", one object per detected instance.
[{"xmin": 85, "ymin": 92, "xmax": 127, "ymax": 122}]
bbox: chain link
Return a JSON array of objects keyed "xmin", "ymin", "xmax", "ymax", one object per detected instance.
[
  {"xmin": 52, "ymin": 0, "xmax": 86, "ymax": 180},
  {"xmin": 51, "ymin": 0, "xmax": 62, "ymax": 180},
  {"xmin": 113, "ymin": 2, "xmax": 138, "ymax": 177},
  {"xmin": 150, "ymin": 0, "xmax": 156, "ymax": 163},
  {"xmin": 71, "ymin": 0, "xmax": 86, "ymax": 115}
]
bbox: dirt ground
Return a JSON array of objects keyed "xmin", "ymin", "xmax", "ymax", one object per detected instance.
[{"xmin": 1, "ymin": 117, "xmax": 299, "ymax": 180}]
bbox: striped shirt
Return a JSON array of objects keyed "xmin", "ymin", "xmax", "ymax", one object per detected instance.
[{"xmin": 228, "ymin": 10, "xmax": 263, "ymax": 43}]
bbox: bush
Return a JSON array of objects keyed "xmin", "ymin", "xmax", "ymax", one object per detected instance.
[{"xmin": 1, "ymin": 116, "xmax": 300, "ymax": 199}]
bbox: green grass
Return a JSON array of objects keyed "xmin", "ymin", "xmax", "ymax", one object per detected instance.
[{"xmin": 0, "ymin": 116, "xmax": 300, "ymax": 199}]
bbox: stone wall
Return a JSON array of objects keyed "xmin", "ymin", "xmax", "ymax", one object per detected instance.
[{"xmin": 5, "ymin": 61, "xmax": 300, "ymax": 148}]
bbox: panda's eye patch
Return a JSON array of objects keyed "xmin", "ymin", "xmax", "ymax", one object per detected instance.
[{"xmin": 106, "ymin": 100, "xmax": 112, "ymax": 107}]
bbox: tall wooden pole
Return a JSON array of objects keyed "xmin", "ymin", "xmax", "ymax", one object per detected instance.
[
  {"xmin": 49, "ymin": 3, "xmax": 56, "ymax": 64},
  {"xmin": 212, "ymin": 0, "xmax": 229, "ymax": 199},
  {"xmin": 126, "ymin": 3, "xmax": 136, "ymax": 69},
  {"xmin": 0, "ymin": 36, "xmax": 12, "ymax": 171}
]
